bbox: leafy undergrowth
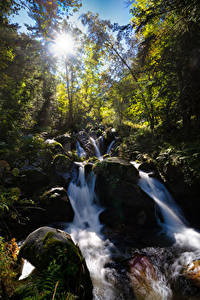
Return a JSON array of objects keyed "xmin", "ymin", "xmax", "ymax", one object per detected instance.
[
  {"xmin": 117, "ymin": 122, "xmax": 200, "ymax": 184},
  {"xmin": 0, "ymin": 237, "xmax": 19, "ymax": 299}
]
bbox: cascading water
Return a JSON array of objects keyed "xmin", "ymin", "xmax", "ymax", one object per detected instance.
[
  {"xmin": 19, "ymin": 135, "xmax": 200, "ymax": 298},
  {"xmin": 131, "ymin": 162, "xmax": 200, "ymax": 249},
  {"xmin": 66, "ymin": 163, "xmax": 121, "ymax": 299},
  {"xmin": 76, "ymin": 140, "xmax": 86, "ymax": 158},
  {"xmin": 106, "ymin": 140, "xmax": 115, "ymax": 155},
  {"xmin": 90, "ymin": 137, "xmax": 103, "ymax": 160}
]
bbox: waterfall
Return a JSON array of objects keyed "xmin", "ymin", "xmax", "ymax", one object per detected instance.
[
  {"xmin": 90, "ymin": 137, "xmax": 103, "ymax": 160},
  {"xmin": 106, "ymin": 140, "xmax": 115, "ymax": 155},
  {"xmin": 131, "ymin": 162, "xmax": 200, "ymax": 249},
  {"xmin": 66, "ymin": 164, "xmax": 119, "ymax": 299},
  {"xmin": 76, "ymin": 141, "xmax": 86, "ymax": 158}
]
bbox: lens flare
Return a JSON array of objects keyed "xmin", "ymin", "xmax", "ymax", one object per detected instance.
[{"xmin": 51, "ymin": 33, "xmax": 75, "ymax": 56}]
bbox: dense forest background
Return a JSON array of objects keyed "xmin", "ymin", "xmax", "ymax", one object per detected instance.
[{"xmin": 0, "ymin": 0, "xmax": 200, "ymax": 298}]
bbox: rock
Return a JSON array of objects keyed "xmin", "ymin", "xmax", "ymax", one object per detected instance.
[
  {"xmin": 93, "ymin": 157, "xmax": 156, "ymax": 230},
  {"xmin": 183, "ymin": 260, "xmax": 200, "ymax": 288},
  {"xmin": 19, "ymin": 227, "xmax": 93, "ymax": 299},
  {"xmin": 20, "ymin": 166, "xmax": 49, "ymax": 191},
  {"xmin": 40, "ymin": 187, "xmax": 74, "ymax": 222},
  {"xmin": 128, "ymin": 253, "xmax": 161, "ymax": 300},
  {"xmin": 44, "ymin": 139, "xmax": 64, "ymax": 154},
  {"xmin": 76, "ymin": 131, "xmax": 95, "ymax": 157},
  {"xmin": 54, "ymin": 133, "xmax": 74, "ymax": 152},
  {"xmin": 101, "ymin": 128, "xmax": 117, "ymax": 154},
  {"xmin": 52, "ymin": 154, "xmax": 73, "ymax": 174},
  {"xmin": 93, "ymin": 157, "xmax": 139, "ymax": 183}
]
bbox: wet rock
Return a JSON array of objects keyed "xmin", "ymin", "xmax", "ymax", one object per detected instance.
[
  {"xmin": 76, "ymin": 131, "xmax": 95, "ymax": 157},
  {"xmin": 54, "ymin": 133, "xmax": 74, "ymax": 152},
  {"xmin": 93, "ymin": 157, "xmax": 156, "ymax": 230},
  {"xmin": 183, "ymin": 260, "xmax": 200, "ymax": 288},
  {"xmin": 93, "ymin": 157, "xmax": 139, "ymax": 183},
  {"xmin": 19, "ymin": 226, "xmax": 93, "ymax": 299},
  {"xmin": 100, "ymin": 128, "xmax": 117, "ymax": 154},
  {"xmin": 128, "ymin": 253, "xmax": 171, "ymax": 300},
  {"xmin": 40, "ymin": 187, "xmax": 74, "ymax": 222}
]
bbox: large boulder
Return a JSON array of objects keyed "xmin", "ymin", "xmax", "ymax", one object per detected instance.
[
  {"xmin": 93, "ymin": 157, "xmax": 157, "ymax": 232},
  {"xmin": 40, "ymin": 187, "xmax": 74, "ymax": 222},
  {"xmin": 19, "ymin": 227, "xmax": 93, "ymax": 299}
]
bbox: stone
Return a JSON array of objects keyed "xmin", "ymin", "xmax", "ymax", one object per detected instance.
[
  {"xmin": 40, "ymin": 187, "xmax": 74, "ymax": 222},
  {"xmin": 93, "ymin": 157, "xmax": 156, "ymax": 230},
  {"xmin": 54, "ymin": 133, "xmax": 74, "ymax": 152},
  {"xmin": 19, "ymin": 226, "xmax": 93, "ymax": 299}
]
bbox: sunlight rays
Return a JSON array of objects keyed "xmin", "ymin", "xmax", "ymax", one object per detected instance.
[{"xmin": 51, "ymin": 33, "xmax": 75, "ymax": 57}]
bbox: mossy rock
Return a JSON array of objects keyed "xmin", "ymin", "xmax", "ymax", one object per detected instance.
[
  {"xmin": 93, "ymin": 157, "xmax": 156, "ymax": 229},
  {"xmin": 19, "ymin": 227, "xmax": 93, "ymax": 299},
  {"xmin": 93, "ymin": 157, "xmax": 139, "ymax": 184},
  {"xmin": 45, "ymin": 139, "xmax": 64, "ymax": 155},
  {"xmin": 40, "ymin": 187, "xmax": 74, "ymax": 222},
  {"xmin": 52, "ymin": 154, "xmax": 73, "ymax": 174}
]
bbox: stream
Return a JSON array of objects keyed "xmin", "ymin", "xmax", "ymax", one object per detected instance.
[{"xmin": 20, "ymin": 135, "xmax": 200, "ymax": 299}]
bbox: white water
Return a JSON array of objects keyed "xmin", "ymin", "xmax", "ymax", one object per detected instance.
[
  {"xmin": 19, "ymin": 259, "xmax": 35, "ymax": 280},
  {"xmin": 131, "ymin": 162, "xmax": 200, "ymax": 249},
  {"xmin": 66, "ymin": 164, "xmax": 119, "ymax": 299},
  {"xmin": 76, "ymin": 141, "xmax": 86, "ymax": 158},
  {"xmin": 106, "ymin": 140, "xmax": 115, "ymax": 155},
  {"xmin": 90, "ymin": 137, "xmax": 103, "ymax": 160}
]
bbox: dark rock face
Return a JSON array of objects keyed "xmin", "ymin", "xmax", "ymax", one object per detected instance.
[
  {"xmin": 52, "ymin": 154, "xmax": 73, "ymax": 174},
  {"xmin": 19, "ymin": 226, "xmax": 93, "ymax": 300},
  {"xmin": 40, "ymin": 187, "xmax": 74, "ymax": 222},
  {"xmin": 20, "ymin": 166, "xmax": 49, "ymax": 192},
  {"xmin": 93, "ymin": 157, "xmax": 157, "ymax": 233}
]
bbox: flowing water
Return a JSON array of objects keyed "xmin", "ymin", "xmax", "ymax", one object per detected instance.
[
  {"xmin": 66, "ymin": 164, "xmax": 121, "ymax": 299},
  {"xmin": 131, "ymin": 162, "xmax": 200, "ymax": 250},
  {"xmin": 20, "ymin": 136, "xmax": 200, "ymax": 299},
  {"xmin": 90, "ymin": 137, "xmax": 103, "ymax": 160},
  {"xmin": 106, "ymin": 140, "xmax": 115, "ymax": 155},
  {"xmin": 76, "ymin": 140, "xmax": 86, "ymax": 158}
]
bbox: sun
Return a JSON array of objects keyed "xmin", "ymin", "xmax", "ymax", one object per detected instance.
[{"xmin": 51, "ymin": 33, "xmax": 75, "ymax": 57}]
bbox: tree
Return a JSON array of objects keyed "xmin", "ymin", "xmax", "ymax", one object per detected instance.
[{"xmin": 130, "ymin": 0, "xmax": 200, "ymax": 131}]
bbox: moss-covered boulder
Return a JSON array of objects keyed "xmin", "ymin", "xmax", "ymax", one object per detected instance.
[
  {"xmin": 19, "ymin": 226, "xmax": 93, "ymax": 299},
  {"xmin": 93, "ymin": 157, "xmax": 139, "ymax": 184},
  {"xmin": 40, "ymin": 187, "xmax": 74, "ymax": 222},
  {"xmin": 45, "ymin": 139, "xmax": 64, "ymax": 154},
  {"xmin": 93, "ymin": 157, "xmax": 156, "ymax": 231}
]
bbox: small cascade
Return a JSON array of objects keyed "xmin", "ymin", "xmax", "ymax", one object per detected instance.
[
  {"xmin": 132, "ymin": 162, "xmax": 200, "ymax": 249},
  {"xmin": 90, "ymin": 137, "xmax": 103, "ymax": 160},
  {"xmin": 76, "ymin": 141, "xmax": 86, "ymax": 158},
  {"xmin": 106, "ymin": 140, "xmax": 115, "ymax": 155},
  {"xmin": 66, "ymin": 164, "xmax": 119, "ymax": 299}
]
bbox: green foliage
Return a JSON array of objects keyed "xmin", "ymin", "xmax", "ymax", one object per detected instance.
[{"xmin": 0, "ymin": 237, "xmax": 19, "ymax": 298}]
